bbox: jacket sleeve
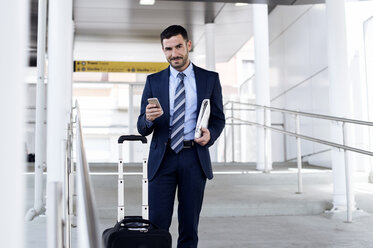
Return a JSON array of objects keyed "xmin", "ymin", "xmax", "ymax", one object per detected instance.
[
  {"xmin": 137, "ymin": 76, "xmax": 155, "ymax": 136},
  {"xmin": 206, "ymin": 73, "xmax": 225, "ymax": 147}
]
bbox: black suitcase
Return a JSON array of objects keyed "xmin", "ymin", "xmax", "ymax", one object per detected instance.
[{"xmin": 102, "ymin": 135, "xmax": 172, "ymax": 248}]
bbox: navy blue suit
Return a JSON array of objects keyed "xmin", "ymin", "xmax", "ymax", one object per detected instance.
[{"xmin": 137, "ymin": 64, "xmax": 225, "ymax": 247}]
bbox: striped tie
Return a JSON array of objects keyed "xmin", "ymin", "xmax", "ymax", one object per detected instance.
[{"xmin": 170, "ymin": 72, "xmax": 186, "ymax": 153}]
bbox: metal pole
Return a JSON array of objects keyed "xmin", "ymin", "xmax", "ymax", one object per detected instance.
[
  {"xmin": 283, "ymin": 112, "xmax": 287, "ymax": 161},
  {"xmin": 26, "ymin": 0, "xmax": 47, "ymax": 221},
  {"xmin": 264, "ymin": 108, "xmax": 268, "ymax": 172},
  {"xmin": 265, "ymin": 108, "xmax": 273, "ymax": 171},
  {"xmin": 342, "ymin": 122, "xmax": 352, "ymax": 222},
  {"xmin": 231, "ymin": 102, "xmax": 235, "ymax": 162},
  {"xmin": 69, "ymin": 106, "xmax": 76, "ymax": 228},
  {"xmin": 224, "ymin": 123, "xmax": 227, "ymax": 163},
  {"xmin": 295, "ymin": 114, "xmax": 303, "ymax": 194},
  {"xmin": 118, "ymin": 143, "xmax": 125, "ymax": 222},
  {"xmin": 129, "ymin": 84, "xmax": 134, "ymax": 162},
  {"xmin": 65, "ymin": 121, "xmax": 73, "ymax": 248}
]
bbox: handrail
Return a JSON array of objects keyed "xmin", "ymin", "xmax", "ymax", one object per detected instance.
[
  {"xmin": 75, "ymin": 101, "xmax": 101, "ymax": 248},
  {"xmin": 227, "ymin": 117, "xmax": 373, "ymax": 157},
  {"xmin": 223, "ymin": 100, "xmax": 373, "ymax": 223},
  {"xmin": 64, "ymin": 110, "xmax": 75, "ymax": 248},
  {"xmin": 285, "ymin": 149, "xmax": 332, "ymax": 162},
  {"xmin": 227, "ymin": 100, "xmax": 373, "ymax": 127},
  {"xmin": 74, "ymin": 81, "xmax": 145, "ymax": 86},
  {"xmin": 239, "ymin": 74, "xmax": 255, "ymax": 89}
]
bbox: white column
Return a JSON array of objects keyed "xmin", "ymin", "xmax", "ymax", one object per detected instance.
[
  {"xmin": 0, "ymin": 0, "xmax": 28, "ymax": 247},
  {"xmin": 253, "ymin": 4, "xmax": 272, "ymax": 171},
  {"xmin": 67, "ymin": 20, "xmax": 74, "ymax": 118},
  {"xmin": 326, "ymin": 0, "xmax": 356, "ymax": 212},
  {"xmin": 26, "ymin": 0, "xmax": 47, "ymax": 221},
  {"xmin": 364, "ymin": 18, "xmax": 373, "ymax": 180},
  {"xmin": 205, "ymin": 23, "xmax": 216, "ymax": 71},
  {"xmin": 47, "ymin": 0, "xmax": 73, "ymax": 246},
  {"xmin": 205, "ymin": 23, "xmax": 218, "ymax": 162}
]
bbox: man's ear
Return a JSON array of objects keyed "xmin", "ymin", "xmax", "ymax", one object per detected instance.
[{"xmin": 187, "ymin": 40, "xmax": 192, "ymax": 52}]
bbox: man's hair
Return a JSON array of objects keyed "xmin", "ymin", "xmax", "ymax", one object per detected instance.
[{"xmin": 160, "ymin": 25, "xmax": 189, "ymax": 44}]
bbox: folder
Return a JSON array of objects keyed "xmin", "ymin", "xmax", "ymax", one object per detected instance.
[{"xmin": 194, "ymin": 99, "xmax": 210, "ymax": 138}]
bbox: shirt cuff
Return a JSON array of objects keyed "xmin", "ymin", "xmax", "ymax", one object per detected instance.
[{"xmin": 145, "ymin": 119, "xmax": 154, "ymax": 128}]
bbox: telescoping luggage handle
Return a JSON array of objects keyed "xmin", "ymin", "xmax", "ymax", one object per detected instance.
[
  {"xmin": 117, "ymin": 135, "xmax": 148, "ymax": 222},
  {"xmin": 118, "ymin": 135, "xmax": 147, "ymax": 144}
]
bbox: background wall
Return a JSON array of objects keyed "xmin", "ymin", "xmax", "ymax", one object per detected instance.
[
  {"xmin": 268, "ymin": 2, "xmax": 373, "ymax": 172},
  {"xmin": 268, "ymin": 4, "xmax": 331, "ymax": 167}
]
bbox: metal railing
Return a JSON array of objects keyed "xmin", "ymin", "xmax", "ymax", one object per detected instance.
[
  {"xmin": 47, "ymin": 101, "xmax": 101, "ymax": 248},
  {"xmin": 74, "ymin": 101, "xmax": 101, "ymax": 248},
  {"xmin": 224, "ymin": 100, "xmax": 373, "ymax": 222}
]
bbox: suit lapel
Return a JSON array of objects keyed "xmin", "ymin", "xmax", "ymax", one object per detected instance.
[
  {"xmin": 194, "ymin": 64, "xmax": 206, "ymax": 113},
  {"xmin": 157, "ymin": 67, "xmax": 170, "ymax": 126}
]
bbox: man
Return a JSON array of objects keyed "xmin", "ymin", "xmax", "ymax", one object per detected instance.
[{"xmin": 137, "ymin": 25, "xmax": 225, "ymax": 248}]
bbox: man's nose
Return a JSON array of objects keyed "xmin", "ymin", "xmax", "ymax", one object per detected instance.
[{"xmin": 171, "ymin": 49, "xmax": 178, "ymax": 57}]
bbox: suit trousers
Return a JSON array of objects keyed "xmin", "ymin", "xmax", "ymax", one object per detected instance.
[{"xmin": 149, "ymin": 143, "xmax": 207, "ymax": 248}]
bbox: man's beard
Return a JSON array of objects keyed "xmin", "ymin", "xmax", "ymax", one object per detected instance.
[{"xmin": 169, "ymin": 54, "xmax": 188, "ymax": 69}]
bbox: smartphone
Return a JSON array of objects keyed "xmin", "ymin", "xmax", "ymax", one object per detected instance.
[{"xmin": 147, "ymin": 98, "xmax": 163, "ymax": 112}]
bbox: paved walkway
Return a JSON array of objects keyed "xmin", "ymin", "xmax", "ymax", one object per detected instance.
[{"xmin": 25, "ymin": 163, "xmax": 373, "ymax": 247}]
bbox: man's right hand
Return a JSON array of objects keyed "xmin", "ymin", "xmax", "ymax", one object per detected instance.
[{"xmin": 146, "ymin": 103, "xmax": 163, "ymax": 122}]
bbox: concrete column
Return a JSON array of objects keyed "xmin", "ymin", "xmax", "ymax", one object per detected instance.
[
  {"xmin": 364, "ymin": 18, "xmax": 373, "ymax": 181},
  {"xmin": 253, "ymin": 4, "xmax": 272, "ymax": 171},
  {"xmin": 47, "ymin": 0, "xmax": 73, "ymax": 246},
  {"xmin": 205, "ymin": 23, "xmax": 216, "ymax": 71},
  {"xmin": 205, "ymin": 23, "xmax": 218, "ymax": 162},
  {"xmin": 0, "ymin": 1, "xmax": 28, "ymax": 247},
  {"xmin": 326, "ymin": 0, "xmax": 356, "ymax": 212},
  {"xmin": 67, "ymin": 20, "xmax": 74, "ymax": 119}
]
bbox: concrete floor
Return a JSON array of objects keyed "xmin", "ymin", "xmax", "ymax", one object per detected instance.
[{"xmin": 25, "ymin": 163, "xmax": 373, "ymax": 248}]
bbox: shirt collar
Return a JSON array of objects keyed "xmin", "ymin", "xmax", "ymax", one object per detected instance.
[{"xmin": 170, "ymin": 61, "xmax": 193, "ymax": 79}]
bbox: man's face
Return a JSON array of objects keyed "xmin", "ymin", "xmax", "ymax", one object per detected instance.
[{"xmin": 162, "ymin": 34, "xmax": 192, "ymax": 72}]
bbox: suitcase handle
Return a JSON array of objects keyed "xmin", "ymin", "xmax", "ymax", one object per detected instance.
[
  {"xmin": 118, "ymin": 135, "xmax": 147, "ymax": 144},
  {"xmin": 114, "ymin": 217, "xmax": 158, "ymax": 231}
]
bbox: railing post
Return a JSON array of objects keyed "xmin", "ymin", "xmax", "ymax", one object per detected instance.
[
  {"xmin": 224, "ymin": 123, "xmax": 227, "ymax": 163},
  {"xmin": 264, "ymin": 107, "xmax": 269, "ymax": 172},
  {"xmin": 295, "ymin": 114, "xmax": 303, "ymax": 194},
  {"xmin": 65, "ymin": 120, "xmax": 74, "ymax": 248},
  {"xmin": 342, "ymin": 122, "xmax": 352, "ymax": 222},
  {"xmin": 231, "ymin": 102, "xmax": 235, "ymax": 162},
  {"xmin": 282, "ymin": 112, "xmax": 287, "ymax": 161}
]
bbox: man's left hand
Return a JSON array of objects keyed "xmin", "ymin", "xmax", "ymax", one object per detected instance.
[{"xmin": 194, "ymin": 127, "xmax": 210, "ymax": 146}]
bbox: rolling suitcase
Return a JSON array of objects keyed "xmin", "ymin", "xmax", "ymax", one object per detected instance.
[{"xmin": 102, "ymin": 135, "xmax": 172, "ymax": 248}]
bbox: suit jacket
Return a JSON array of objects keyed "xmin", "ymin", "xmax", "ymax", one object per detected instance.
[{"xmin": 137, "ymin": 64, "xmax": 225, "ymax": 181}]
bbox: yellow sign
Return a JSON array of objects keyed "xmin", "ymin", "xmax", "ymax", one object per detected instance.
[{"xmin": 74, "ymin": 61, "xmax": 169, "ymax": 73}]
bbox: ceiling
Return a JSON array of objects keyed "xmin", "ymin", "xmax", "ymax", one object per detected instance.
[{"xmin": 29, "ymin": 0, "xmax": 326, "ymax": 66}]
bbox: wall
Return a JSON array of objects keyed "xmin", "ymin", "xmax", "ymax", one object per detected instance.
[{"xmin": 268, "ymin": 4, "xmax": 331, "ymax": 167}]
